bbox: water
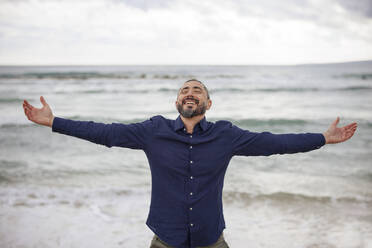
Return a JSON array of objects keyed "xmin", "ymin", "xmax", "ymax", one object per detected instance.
[{"xmin": 1, "ymin": 63, "xmax": 372, "ymax": 248}]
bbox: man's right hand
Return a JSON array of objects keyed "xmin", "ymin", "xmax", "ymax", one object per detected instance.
[{"xmin": 23, "ymin": 96, "xmax": 54, "ymax": 127}]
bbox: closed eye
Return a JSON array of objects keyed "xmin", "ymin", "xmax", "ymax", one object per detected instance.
[{"xmin": 181, "ymin": 88, "xmax": 189, "ymax": 94}]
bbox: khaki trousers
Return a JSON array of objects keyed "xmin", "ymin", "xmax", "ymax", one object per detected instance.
[{"xmin": 149, "ymin": 233, "xmax": 229, "ymax": 248}]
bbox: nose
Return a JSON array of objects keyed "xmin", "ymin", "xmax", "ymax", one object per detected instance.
[{"xmin": 185, "ymin": 89, "xmax": 193, "ymax": 96}]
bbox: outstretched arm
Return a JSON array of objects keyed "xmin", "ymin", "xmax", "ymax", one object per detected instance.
[
  {"xmin": 323, "ymin": 117, "xmax": 357, "ymax": 144},
  {"xmin": 23, "ymin": 96, "xmax": 54, "ymax": 127},
  {"xmin": 22, "ymin": 96, "xmax": 154, "ymax": 149},
  {"xmin": 231, "ymin": 117, "xmax": 357, "ymax": 156}
]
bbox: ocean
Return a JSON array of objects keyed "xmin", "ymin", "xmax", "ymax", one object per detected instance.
[{"xmin": 0, "ymin": 63, "xmax": 372, "ymax": 248}]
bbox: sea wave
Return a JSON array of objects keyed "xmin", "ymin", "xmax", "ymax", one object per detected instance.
[
  {"xmin": 0, "ymin": 159, "xmax": 27, "ymax": 169},
  {"xmin": 5, "ymin": 86, "xmax": 369, "ymax": 98},
  {"xmin": 51, "ymin": 88, "xmax": 176, "ymax": 95},
  {"xmin": 2, "ymin": 117, "xmax": 372, "ymax": 129},
  {"xmin": 339, "ymin": 86, "xmax": 372, "ymax": 91},
  {"xmin": 0, "ymin": 97, "xmax": 24, "ymax": 103},
  {"xmin": 0, "ymin": 72, "xmax": 132, "ymax": 80},
  {"xmin": 0, "ymin": 117, "xmax": 308, "ymax": 128},
  {"xmin": 0, "ymin": 116, "xmax": 149, "ymax": 128},
  {"xmin": 223, "ymin": 191, "xmax": 372, "ymax": 205},
  {"xmin": 1, "ymin": 172, "xmax": 371, "ymax": 208},
  {"xmin": 0, "ymin": 72, "xmax": 241, "ymax": 80},
  {"xmin": 3, "ymin": 187, "xmax": 368, "ymax": 208},
  {"xmin": 254, "ymin": 87, "xmax": 319, "ymax": 92},
  {"xmin": 210, "ymin": 118, "xmax": 308, "ymax": 127},
  {"xmin": 211, "ymin": 86, "xmax": 372, "ymax": 93},
  {"xmin": 334, "ymin": 73, "xmax": 372, "ymax": 80}
]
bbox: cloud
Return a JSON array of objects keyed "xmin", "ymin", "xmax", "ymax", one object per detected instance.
[
  {"xmin": 0, "ymin": 0, "xmax": 371, "ymax": 65},
  {"xmin": 111, "ymin": 0, "xmax": 173, "ymax": 11},
  {"xmin": 336, "ymin": 0, "xmax": 372, "ymax": 18}
]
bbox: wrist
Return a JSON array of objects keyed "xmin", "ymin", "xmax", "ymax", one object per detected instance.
[
  {"xmin": 322, "ymin": 132, "xmax": 329, "ymax": 144},
  {"xmin": 49, "ymin": 116, "xmax": 55, "ymax": 127}
]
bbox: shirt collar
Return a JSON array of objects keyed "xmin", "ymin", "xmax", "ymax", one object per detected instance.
[{"xmin": 174, "ymin": 115, "xmax": 208, "ymax": 132}]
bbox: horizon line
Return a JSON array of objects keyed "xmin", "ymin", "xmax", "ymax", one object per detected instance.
[{"xmin": 0, "ymin": 59, "xmax": 371, "ymax": 67}]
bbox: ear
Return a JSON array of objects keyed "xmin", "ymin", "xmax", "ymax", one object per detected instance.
[{"xmin": 206, "ymin": 99, "xmax": 212, "ymax": 110}]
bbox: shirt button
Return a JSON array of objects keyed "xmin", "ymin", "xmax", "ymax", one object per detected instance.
[
  {"xmin": 189, "ymin": 207, "xmax": 193, "ymax": 211},
  {"xmin": 190, "ymin": 176, "xmax": 193, "ymax": 179},
  {"xmin": 190, "ymin": 146, "xmax": 193, "ymax": 149},
  {"xmin": 190, "ymin": 135, "xmax": 192, "ymax": 138},
  {"xmin": 184, "ymin": 128, "xmax": 186, "ymax": 131},
  {"xmin": 190, "ymin": 192, "xmax": 193, "ymax": 195},
  {"xmin": 190, "ymin": 223, "xmax": 194, "ymax": 227},
  {"xmin": 190, "ymin": 161, "xmax": 193, "ymax": 164}
]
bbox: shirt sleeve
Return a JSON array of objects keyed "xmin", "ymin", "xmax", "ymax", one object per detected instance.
[
  {"xmin": 52, "ymin": 116, "xmax": 154, "ymax": 150},
  {"xmin": 230, "ymin": 124, "xmax": 326, "ymax": 156}
]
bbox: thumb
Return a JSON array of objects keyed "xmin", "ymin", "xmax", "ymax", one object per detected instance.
[
  {"xmin": 332, "ymin": 116, "xmax": 340, "ymax": 127},
  {"xmin": 40, "ymin": 96, "xmax": 48, "ymax": 107}
]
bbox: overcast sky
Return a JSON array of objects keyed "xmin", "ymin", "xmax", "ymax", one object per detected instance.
[{"xmin": 0, "ymin": 0, "xmax": 372, "ymax": 65}]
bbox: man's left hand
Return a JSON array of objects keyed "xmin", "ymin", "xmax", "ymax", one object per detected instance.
[{"xmin": 323, "ymin": 117, "xmax": 357, "ymax": 144}]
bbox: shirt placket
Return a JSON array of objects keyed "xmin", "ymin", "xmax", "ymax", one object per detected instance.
[{"xmin": 184, "ymin": 127, "xmax": 196, "ymax": 233}]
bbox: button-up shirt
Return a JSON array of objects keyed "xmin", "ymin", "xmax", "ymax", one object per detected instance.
[{"xmin": 52, "ymin": 115, "xmax": 325, "ymax": 247}]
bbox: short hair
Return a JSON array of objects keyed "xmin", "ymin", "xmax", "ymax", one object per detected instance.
[{"xmin": 181, "ymin": 79, "xmax": 210, "ymax": 99}]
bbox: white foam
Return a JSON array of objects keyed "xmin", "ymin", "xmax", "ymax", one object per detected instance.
[{"xmin": 1, "ymin": 185, "xmax": 372, "ymax": 247}]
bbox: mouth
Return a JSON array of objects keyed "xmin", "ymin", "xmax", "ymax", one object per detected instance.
[{"xmin": 182, "ymin": 97, "xmax": 199, "ymax": 106}]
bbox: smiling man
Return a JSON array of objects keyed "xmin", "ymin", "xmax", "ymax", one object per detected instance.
[
  {"xmin": 176, "ymin": 80, "xmax": 212, "ymax": 134},
  {"xmin": 23, "ymin": 79, "xmax": 357, "ymax": 248}
]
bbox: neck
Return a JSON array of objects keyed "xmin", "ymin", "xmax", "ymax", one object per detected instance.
[{"xmin": 180, "ymin": 114, "xmax": 205, "ymax": 134}]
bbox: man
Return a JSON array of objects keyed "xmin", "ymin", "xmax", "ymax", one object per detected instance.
[{"xmin": 23, "ymin": 79, "xmax": 357, "ymax": 248}]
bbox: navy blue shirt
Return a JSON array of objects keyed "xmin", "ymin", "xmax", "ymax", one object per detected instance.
[{"xmin": 52, "ymin": 115, "xmax": 325, "ymax": 247}]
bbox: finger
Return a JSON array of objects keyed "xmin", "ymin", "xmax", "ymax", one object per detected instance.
[
  {"xmin": 40, "ymin": 96, "xmax": 47, "ymax": 107},
  {"xmin": 23, "ymin": 105, "xmax": 28, "ymax": 117},
  {"xmin": 332, "ymin": 117, "xmax": 340, "ymax": 127},
  {"xmin": 24, "ymin": 106, "xmax": 30, "ymax": 115},
  {"xmin": 24, "ymin": 100, "xmax": 35, "ymax": 109},
  {"xmin": 23, "ymin": 103, "xmax": 32, "ymax": 112},
  {"xmin": 342, "ymin": 124, "xmax": 354, "ymax": 131},
  {"xmin": 345, "ymin": 129, "xmax": 356, "ymax": 139},
  {"xmin": 345, "ymin": 131, "xmax": 355, "ymax": 140},
  {"xmin": 348, "ymin": 124, "xmax": 358, "ymax": 132},
  {"xmin": 345, "ymin": 128, "xmax": 355, "ymax": 135},
  {"xmin": 345, "ymin": 122, "xmax": 357, "ymax": 128},
  {"xmin": 342, "ymin": 122, "xmax": 357, "ymax": 131},
  {"xmin": 24, "ymin": 108, "xmax": 31, "ymax": 120},
  {"xmin": 26, "ymin": 100, "xmax": 35, "ymax": 109}
]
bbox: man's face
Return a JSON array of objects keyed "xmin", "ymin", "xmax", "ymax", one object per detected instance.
[{"xmin": 175, "ymin": 81, "xmax": 212, "ymax": 118}]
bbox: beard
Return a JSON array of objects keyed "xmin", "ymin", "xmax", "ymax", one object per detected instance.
[{"xmin": 177, "ymin": 101, "xmax": 207, "ymax": 118}]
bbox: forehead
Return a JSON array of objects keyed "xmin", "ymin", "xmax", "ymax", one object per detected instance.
[{"xmin": 180, "ymin": 81, "xmax": 204, "ymax": 90}]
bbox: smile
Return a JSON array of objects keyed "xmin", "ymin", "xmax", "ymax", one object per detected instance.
[{"xmin": 182, "ymin": 98, "xmax": 199, "ymax": 105}]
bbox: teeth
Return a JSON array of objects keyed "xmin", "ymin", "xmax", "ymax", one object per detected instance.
[{"xmin": 183, "ymin": 98, "xmax": 198, "ymax": 105}]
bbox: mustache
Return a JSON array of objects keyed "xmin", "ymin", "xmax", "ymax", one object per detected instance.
[{"xmin": 182, "ymin": 96, "xmax": 199, "ymax": 105}]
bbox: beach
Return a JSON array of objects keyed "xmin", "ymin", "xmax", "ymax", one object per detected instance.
[{"xmin": 1, "ymin": 63, "xmax": 372, "ymax": 247}]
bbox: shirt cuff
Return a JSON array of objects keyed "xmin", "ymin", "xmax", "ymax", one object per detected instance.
[
  {"xmin": 317, "ymin": 133, "xmax": 326, "ymax": 149},
  {"xmin": 52, "ymin": 116, "xmax": 67, "ymax": 133}
]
